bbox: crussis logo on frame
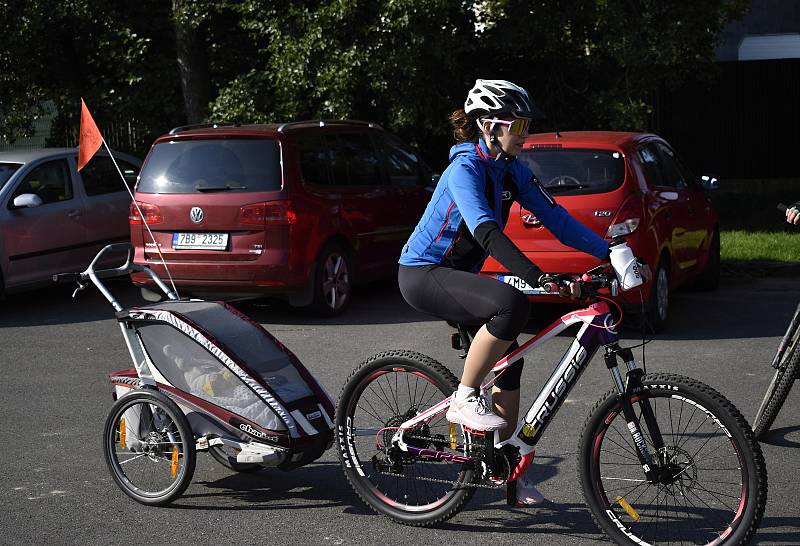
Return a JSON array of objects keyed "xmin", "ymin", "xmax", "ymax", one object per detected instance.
[{"xmin": 519, "ymin": 345, "xmax": 588, "ymax": 441}]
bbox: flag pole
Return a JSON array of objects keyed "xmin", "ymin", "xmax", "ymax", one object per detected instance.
[{"xmin": 98, "ymin": 137, "xmax": 180, "ymax": 299}]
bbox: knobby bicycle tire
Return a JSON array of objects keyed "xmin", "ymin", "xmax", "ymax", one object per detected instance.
[
  {"xmin": 335, "ymin": 350, "xmax": 477, "ymax": 527},
  {"xmin": 579, "ymin": 373, "xmax": 767, "ymax": 546},
  {"xmin": 753, "ymin": 343, "xmax": 800, "ymax": 439}
]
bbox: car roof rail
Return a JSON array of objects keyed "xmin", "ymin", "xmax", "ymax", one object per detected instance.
[
  {"xmin": 276, "ymin": 119, "xmax": 383, "ymax": 133},
  {"xmin": 168, "ymin": 121, "xmax": 242, "ymax": 135}
]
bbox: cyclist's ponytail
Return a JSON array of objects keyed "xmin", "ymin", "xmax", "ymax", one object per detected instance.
[{"xmin": 449, "ymin": 109, "xmax": 479, "ymax": 143}]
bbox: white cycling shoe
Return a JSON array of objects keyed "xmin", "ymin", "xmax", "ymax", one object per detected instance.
[
  {"xmin": 514, "ymin": 472, "xmax": 546, "ymax": 506},
  {"xmin": 445, "ymin": 392, "xmax": 507, "ymax": 431}
]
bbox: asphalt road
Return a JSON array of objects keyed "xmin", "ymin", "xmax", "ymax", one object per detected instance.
[{"xmin": 1, "ymin": 274, "xmax": 799, "ymax": 545}]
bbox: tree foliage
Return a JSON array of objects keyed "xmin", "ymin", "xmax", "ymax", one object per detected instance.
[{"xmin": 0, "ymin": 0, "xmax": 748, "ymax": 162}]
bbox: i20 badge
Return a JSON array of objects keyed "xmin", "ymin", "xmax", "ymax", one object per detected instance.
[
  {"xmin": 594, "ymin": 210, "xmax": 613, "ymax": 217},
  {"xmin": 190, "ymin": 207, "xmax": 204, "ymax": 223}
]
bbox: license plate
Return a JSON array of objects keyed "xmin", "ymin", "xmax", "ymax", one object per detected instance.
[
  {"xmin": 498, "ymin": 275, "xmax": 535, "ymax": 293},
  {"xmin": 172, "ymin": 232, "xmax": 228, "ymax": 250}
]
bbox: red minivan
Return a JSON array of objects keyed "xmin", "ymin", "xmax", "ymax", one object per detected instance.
[
  {"xmin": 481, "ymin": 131, "xmax": 720, "ymax": 330},
  {"xmin": 130, "ymin": 121, "xmax": 434, "ymax": 315}
]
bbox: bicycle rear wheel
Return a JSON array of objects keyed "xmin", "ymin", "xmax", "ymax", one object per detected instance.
[
  {"xmin": 579, "ymin": 373, "xmax": 766, "ymax": 545},
  {"xmin": 103, "ymin": 389, "xmax": 196, "ymax": 505},
  {"xmin": 335, "ymin": 350, "xmax": 477, "ymax": 526},
  {"xmin": 753, "ymin": 313, "xmax": 800, "ymax": 438}
]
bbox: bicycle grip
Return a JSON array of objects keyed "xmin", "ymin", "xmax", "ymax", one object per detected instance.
[{"xmin": 778, "ymin": 203, "xmax": 788, "ymax": 213}]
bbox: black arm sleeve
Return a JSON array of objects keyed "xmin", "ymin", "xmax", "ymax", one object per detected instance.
[{"xmin": 474, "ymin": 221, "xmax": 542, "ymax": 286}]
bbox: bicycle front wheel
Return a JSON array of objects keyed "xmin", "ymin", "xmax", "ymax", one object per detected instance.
[
  {"xmin": 579, "ymin": 373, "xmax": 767, "ymax": 545},
  {"xmin": 103, "ymin": 389, "xmax": 196, "ymax": 505},
  {"xmin": 335, "ymin": 350, "xmax": 477, "ymax": 526},
  {"xmin": 753, "ymin": 317, "xmax": 800, "ymax": 438}
]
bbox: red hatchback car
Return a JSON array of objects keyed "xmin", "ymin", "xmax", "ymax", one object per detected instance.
[
  {"xmin": 481, "ymin": 131, "xmax": 720, "ymax": 330},
  {"xmin": 130, "ymin": 121, "xmax": 434, "ymax": 315}
]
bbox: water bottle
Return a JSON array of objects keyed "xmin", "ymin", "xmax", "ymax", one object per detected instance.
[{"xmin": 609, "ymin": 239, "xmax": 643, "ymax": 290}]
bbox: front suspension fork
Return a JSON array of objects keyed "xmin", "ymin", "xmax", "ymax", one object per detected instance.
[{"xmin": 605, "ymin": 345, "xmax": 664, "ymax": 484}]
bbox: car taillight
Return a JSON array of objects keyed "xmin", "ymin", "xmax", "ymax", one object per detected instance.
[
  {"xmin": 606, "ymin": 196, "xmax": 642, "ymax": 238},
  {"xmin": 239, "ymin": 201, "xmax": 297, "ymax": 225},
  {"xmin": 129, "ymin": 202, "xmax": 163, "ymax": 225}
]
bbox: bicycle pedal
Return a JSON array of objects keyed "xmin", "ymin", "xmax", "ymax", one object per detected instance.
[{"xmin": 463, "ymin": 426, "xmax": 486, "ymax": 437}]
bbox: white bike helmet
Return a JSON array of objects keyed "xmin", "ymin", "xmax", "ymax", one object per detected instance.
[{"xmin": 464, "ymin": 79, "xmax": 545, "ymax": 119}]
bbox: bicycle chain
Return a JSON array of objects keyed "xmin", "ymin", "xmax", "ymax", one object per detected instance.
[
  {"xmin": 376, "ymin": 469, "xmax": 504, "ymax": 489},
  {"xmin": 379, "ymin": 432, "xmax": 504, "ymax": 489}
]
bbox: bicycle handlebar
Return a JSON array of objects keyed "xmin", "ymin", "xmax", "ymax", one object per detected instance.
[
  {"xmin": 532, "ymin": 266, "xmax": 619, "ymax": 299},
  {"xmin": 53, "ymin": 243, "xmax": 178, "ymax": 311},
  {"xmin": 778, "ymin": 203, "xmax": 788, "ymax": 213}
]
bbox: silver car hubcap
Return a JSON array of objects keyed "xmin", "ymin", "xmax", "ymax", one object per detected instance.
[{"xmin": 322, "ymin": 254, "xmax": 349, "ymax": 310}]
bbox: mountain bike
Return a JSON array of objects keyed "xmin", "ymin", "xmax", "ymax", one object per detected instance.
[
  {"xmin": 335, "ymin": 267, "xmax": 767, "ymax": 545},
  {"xmin": 752, "ymin": 203, "xmax": 800, "ymax": 439}
]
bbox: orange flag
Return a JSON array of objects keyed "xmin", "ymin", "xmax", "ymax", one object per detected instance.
[{"xmin": 77, "ymin": 98, "xmax": 103, "ymax": 171}]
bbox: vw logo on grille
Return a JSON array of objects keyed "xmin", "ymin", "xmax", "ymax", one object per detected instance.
[{"xmin": 189, "ymin": 207, "xmax": 204, "ymax": 223}]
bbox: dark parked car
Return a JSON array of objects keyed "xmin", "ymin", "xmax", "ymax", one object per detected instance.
[
  {"xmin": 481, "ymin": 131, "xmax": 720, "ymax": 331},
  {"xmin": 129, "ymin": 120, "xmax": 435, "ymax": 315},
  {"xmin": 0, "ymin": 148, "xmax": 141, "ymax": 299}
]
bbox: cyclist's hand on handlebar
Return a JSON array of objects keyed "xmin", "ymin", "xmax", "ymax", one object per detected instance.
[
  {"xmin": 562, "ymin": 280, "xmax": 581, "ymax": 299},
  {"xmin": 787, "ymin": 204, "xmax": 800, "ymax": 225},
  {"xmin": 539, "ymin": 274, "xmax": 581, "ymax": 299}
]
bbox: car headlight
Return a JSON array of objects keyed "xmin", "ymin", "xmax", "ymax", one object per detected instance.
[{"xmin": 606, "ymin": 218, "xmax": 640, "ymax": 238}]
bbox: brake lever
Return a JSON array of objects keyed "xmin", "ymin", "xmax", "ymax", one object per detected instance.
[{"xmin": 72, "ymin": 281, "xmax": 88, "ymax": 299}]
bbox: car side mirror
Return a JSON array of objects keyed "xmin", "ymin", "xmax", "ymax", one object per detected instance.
[
  {"xmin": 659, "ymin": 191, "xmax": 679, "ymax": 202},
  {"xmin": 700, "ymin": 175, "xmax": 719, "ymax": 191},
  {"xmin": 11, "ymin": 193, "xmax": 43, "ymax": 209},
  {"xmin": 425, "ymin": 173, "xmax": 440, "ymax": 192}
]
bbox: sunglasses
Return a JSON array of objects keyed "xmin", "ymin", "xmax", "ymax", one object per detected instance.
[{"xmin": 483, "ymin": 117, "xmax": 531, "ymax": 136}]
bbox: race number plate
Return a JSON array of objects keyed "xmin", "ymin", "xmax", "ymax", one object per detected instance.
[{"xmin": 172, "ymin": 232, "xmax": 228, "ymax": 250}]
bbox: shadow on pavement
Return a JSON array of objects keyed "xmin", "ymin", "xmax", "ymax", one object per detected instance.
[{"xmin": 759, "ymin": 425, "xmax": 800, "ymax": 448}]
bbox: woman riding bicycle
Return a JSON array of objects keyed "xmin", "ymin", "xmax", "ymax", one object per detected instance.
[{"xmin": 398, "ymin": 79, "xmax": 634, "ymax": 505}]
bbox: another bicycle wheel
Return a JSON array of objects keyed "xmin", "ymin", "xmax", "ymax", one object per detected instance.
[
  {"xmin": 579, "ymin": 373, "xmax": 767, "ymax": 545},
  {"xmin": 335, "ymin": 350, "xmax": 478, "ymax": 526},
  {"xmin": 753, "ymin": 312, "xmax": 800, "ymax": 438},
  {"xmin": 103, "ymin": 389, "xmax": 196, "ymax": 506}
]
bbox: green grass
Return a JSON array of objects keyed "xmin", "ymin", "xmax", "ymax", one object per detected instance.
[{"xmin": 721, "ymin": 231, "xmax": 800, "ymax": 262}]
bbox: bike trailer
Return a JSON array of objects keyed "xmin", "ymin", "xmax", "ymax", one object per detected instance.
[{"xmin": 109, "ymin": 299, "xmax": 334, "ymax": 470}]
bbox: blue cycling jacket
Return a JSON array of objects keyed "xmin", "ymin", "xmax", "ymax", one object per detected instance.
[{"xmin": 399, "ymin": 140, "xmax": 609, "ymax": 270}]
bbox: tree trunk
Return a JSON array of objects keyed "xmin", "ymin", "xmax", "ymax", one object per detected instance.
[{"xmin": 172, "ymin": 0, "xmax": 212, "ymax": 124}]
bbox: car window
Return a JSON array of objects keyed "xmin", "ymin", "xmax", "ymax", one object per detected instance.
[
  {"xmin": 655, "ymin": 143, "xmax": 687, "ymax": 189},
  {"xmin": 298, "ymin": 136, "xmax": 332, "ymax": 186},
  {"xmin": 11, "ymin": 159, "xmax": 73, "ymax": 205},
  {"xmin": 0, "ymin": 162, "xmax": 21, "ymax": 192},
  {"xmin": 79, "ymin": 156, "xmax": 139, "ymax": 196},
  {"xmin": 137, "ymin": 139, "xmax": 282, "ymax": 193},
  {"xmin": 517, "ymin": 148, "xmax": 624, "ymax": 195},
  {"xmin": 376, "ymin": 136, "xmax": 421, "ymax": 187},
  {"xmin": 328, "ymin": 133, "xmax": 383, "ymax": 186},
  {"xmin": 636, "ymin": 144, "xmax": 665, "ymax": 187}
]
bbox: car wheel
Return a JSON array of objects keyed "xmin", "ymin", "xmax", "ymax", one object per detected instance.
[
  {"xmin": 309, "ymin": 242, "xmax": 351, "ymax": 317},
  {"xmin": 645, "ymin": 259, "xmax": 670, "ymax": 333},
  {"xmin": 695, "ymin": 229, "xmax": 720, "ymax": 291}
]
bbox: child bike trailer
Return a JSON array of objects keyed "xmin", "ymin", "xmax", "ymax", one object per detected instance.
[{"xmin": 105, "ymin": 299, "xmax": 335, "ymax": 505}]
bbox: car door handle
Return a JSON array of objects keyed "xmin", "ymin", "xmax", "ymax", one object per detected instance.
[{"xmin": 67, "ymin": 209, "xmax": 83, "ymax": 218}]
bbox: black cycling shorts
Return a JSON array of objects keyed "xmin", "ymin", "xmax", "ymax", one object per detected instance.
[{"xmin": 398, "ymin": 264, "xmax": 529, "ymax": 390}]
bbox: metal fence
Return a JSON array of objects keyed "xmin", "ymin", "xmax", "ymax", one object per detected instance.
[{"xmin": 0, "ymin": 102, "xmax": 153, "ymax": 157}]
